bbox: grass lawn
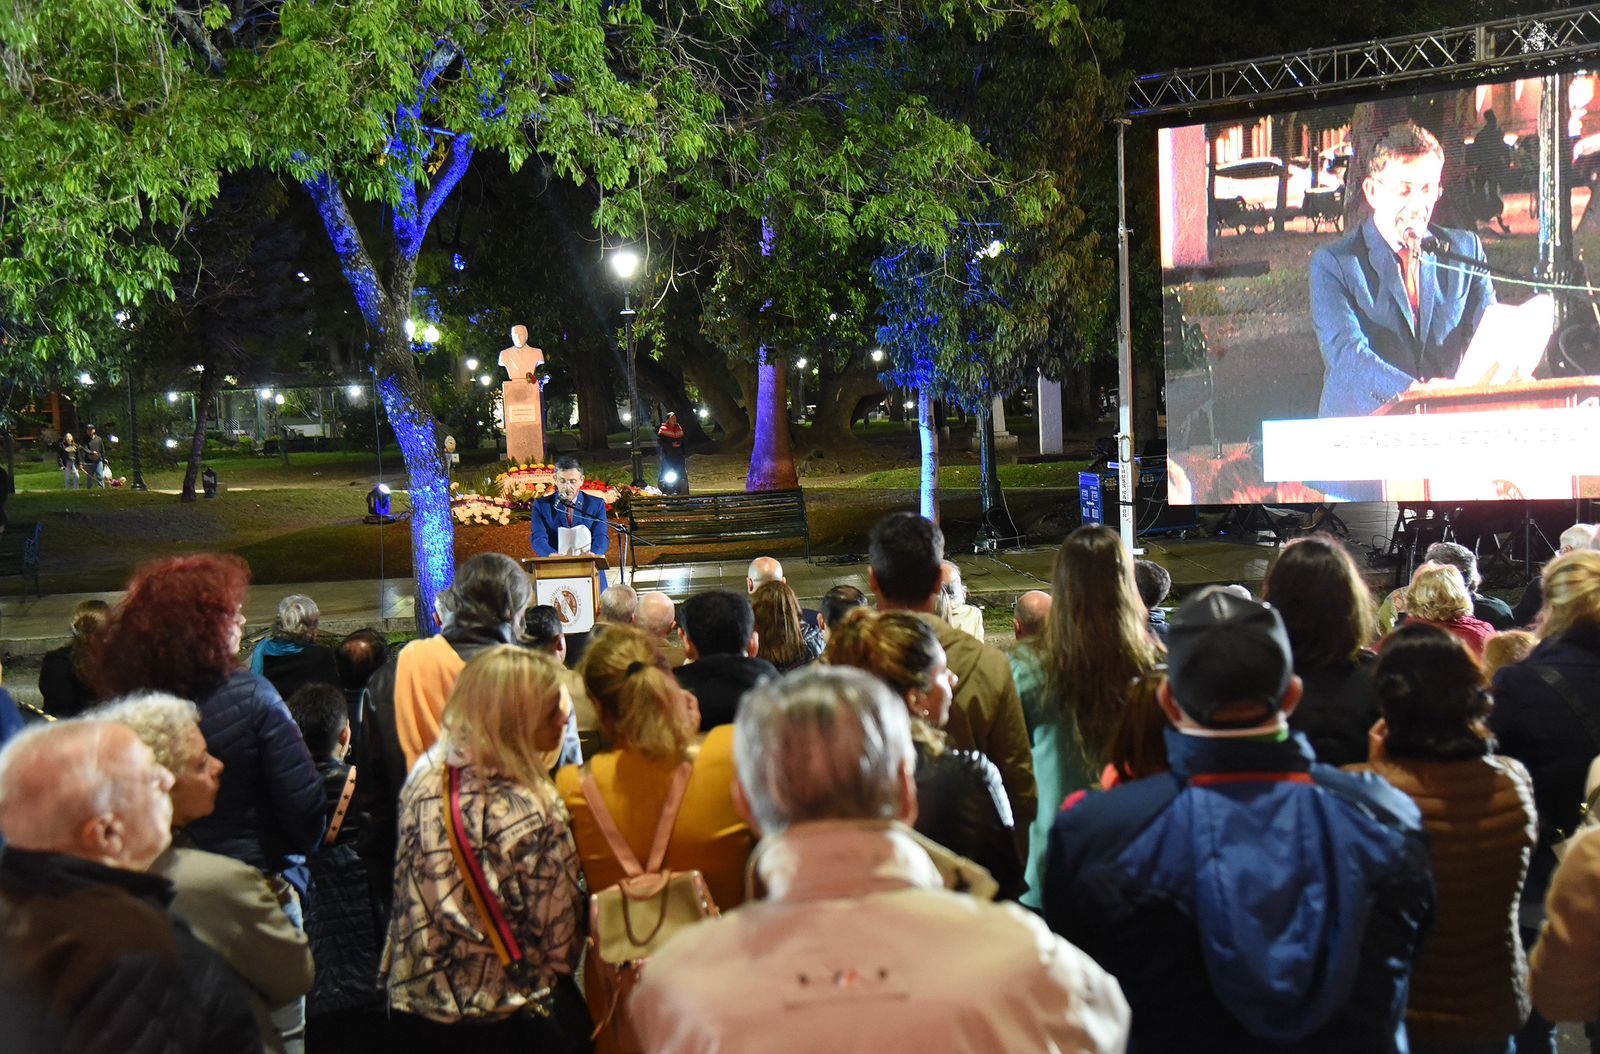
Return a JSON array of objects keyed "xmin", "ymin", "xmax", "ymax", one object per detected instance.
[
  {"xmin": 839, "ymin": 461, "xmax": 1089, "ymax": 490},
  {"xmin": 10, "ymin": 448, "xmax": 513, "ymax": 493},
  {"xmin": 2, "ymin": 423, "xmax": 1093, "ymax": 595}
]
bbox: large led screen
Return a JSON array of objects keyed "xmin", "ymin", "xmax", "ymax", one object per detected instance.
[{"xmin": 1160, "ymin": 73, "xmax": 1600, "ymax": 505}]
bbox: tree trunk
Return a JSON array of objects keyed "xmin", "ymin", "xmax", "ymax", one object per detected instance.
[
  {"xmin": 747, "ymin": 349, "xmax": 799, "ymax": 490},
  {"xmin": 181, "ymin": 359, "xmax": 221, "ymax": 502},
  {"xmin": 374, "ymin": 313, "xmax": 454, "ymax": 636},
  {"xmin": 811, "ymin": 367, "xmax": 886, "ymax": 447},
  {"xmin": 1060, "ymin": 359, "xmax": 1098, "ymax": 432},
  {"xmin": 683, "ymin": 355, "xmax": 748, "ymax": 444},
  {"xmin": 918, "ymin": 384, "xmax": 939, "ymax": 521},
  {"xmin": 570, "ymin": 349, "xmax": 611, "ymax": 452},
  {"xmin": 636, "ymin": 357, "xmax": 708, "ymax": 442}
]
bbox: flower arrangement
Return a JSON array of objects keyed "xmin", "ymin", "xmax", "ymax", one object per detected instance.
[
  {"xmin": 450, "ymin": 493, "xmax": 516, "ymax": 526},
  {"xmin": 493, "ymin": 461, "xmax": 634, "ymax": 509}
]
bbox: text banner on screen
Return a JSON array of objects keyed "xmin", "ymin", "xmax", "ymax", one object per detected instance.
[{"xmin": 1262, "ymin": 405, "xmax": 1600, "ymax": 482}]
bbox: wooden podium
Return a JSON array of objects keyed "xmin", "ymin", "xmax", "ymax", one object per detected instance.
[
  {"xmin": 1373, "ymin": 376, "xmax": 1600, "ymax": 501},
  {"xmin": 523, "ymin": 555, "xmax": 606, "ymax": 634}
]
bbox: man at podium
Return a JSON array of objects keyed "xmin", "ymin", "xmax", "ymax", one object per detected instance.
[
  {"xmin": 1310, "ymin": 120, "xmax": 1497, "ymax": 418},
  {"xmin": 532, "ymin": 456, "xmax": 610, "ymax": 586}
]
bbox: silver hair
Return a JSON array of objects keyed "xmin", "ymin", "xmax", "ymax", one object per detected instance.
[
  {"xmin": 91, "ymin": 692, "xmax": 203, "ymax": 774},
  {"xmin": 1563, "ymin": 524, "xmax": 1597, "ymax": 552},
  {"xmin": 599, "ymin": 584, "xmax": 639, "ymax": 624},
  {"xmin": 0, "ymin": 721, "xmax": 121, "ymax": 850},
  {"xmin": 939, "ymin": 560, "xmax": 967, "ymax": 605},
  {"xmin": 734, "ymin": 666, "xmax": 912, "ymax": 834},
  {"xmin": 272, "ymin": 593, "xmax": 321, "ymax": 642},
  {"xmin": 446, "ymin": 553, "xmax": 533, "ymax": 632},
  {"xmin": 1423, "ymin": 541, "xmax": 1481, "ymax": 591}
]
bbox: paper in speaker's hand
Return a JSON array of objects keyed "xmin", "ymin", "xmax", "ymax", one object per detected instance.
[
  {"xmin": 557, "ymin": 525, "xmax": 592, "ymax": 556},
  {"xmin": 1454, "ymin": 294, "xmax": 1555, "ymax": 386}
]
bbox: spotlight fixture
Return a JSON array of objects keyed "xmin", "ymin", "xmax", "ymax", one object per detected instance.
[{"xmin": 365, "ymin": 483, "xmax": 395, "ymax": 523}]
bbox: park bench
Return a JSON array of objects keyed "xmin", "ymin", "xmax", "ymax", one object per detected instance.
[
  {"xmin": 0, "ymin": 521, "xmax": 42, "ymax": 598},
  {"xmin": 627, "ymin": 490, "xmax": 811, "ymax": 568}
]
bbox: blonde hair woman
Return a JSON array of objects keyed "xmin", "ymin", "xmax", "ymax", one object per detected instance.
[
  {"xmin": 1397, "ymin": 562, "xmax": 1495, "ymax": 658},
  {"xmin": 381, "ymin": 645, "xmax": 588, "ymax": 1050},
  {"xmin": 97, "ymin": 692, "xmax": 312, "ymax": 1053},
  {"xmin": 824, "ymin": 609, "xmax": 1023, "ymax": 899},
  {"xmin": 1490, "ymin": 549, "xmax": 1600, "ymax": 1049},
  {"xmin": 556, "ymin": 623, "xmax": 753, "ymax": 912}
]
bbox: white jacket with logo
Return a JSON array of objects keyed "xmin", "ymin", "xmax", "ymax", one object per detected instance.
[{"xmin": 629, "ymin": 819, "xmax": 1129, "ymax": 1053}]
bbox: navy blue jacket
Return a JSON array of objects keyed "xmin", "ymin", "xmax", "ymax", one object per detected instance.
[
  {"xmin": 185, "ymin": 670, "xmax": 326, "ymax": 882},
  {"xmin": 1044, "ymin": 729, "xmax": 1434, "ymax": 1053},
  {"xmin": 1490, "ymin": 622, "xmax": 1600, "ymax": 909},
  {"xmin": 1311, "ymin": 218, "xmax": 1496, "ymax": 417},
  {"xmin": 530, "ymin": 491, "xmax": 610, "ymax": 558}
]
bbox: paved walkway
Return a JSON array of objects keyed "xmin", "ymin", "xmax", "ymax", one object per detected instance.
[{"xmin": 1, "ymin": 501, "xmax": 1403, "ymax": 656}]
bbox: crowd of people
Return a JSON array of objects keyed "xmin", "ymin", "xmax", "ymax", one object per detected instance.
[{"xmin": 5, "ymin": 515, "xmax": 1600, "ymax": 1052}]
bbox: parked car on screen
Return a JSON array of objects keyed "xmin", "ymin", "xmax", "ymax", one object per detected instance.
[{"xmin": 1213, "ymin": 156, "xmax": 1341, "ymax": 211}]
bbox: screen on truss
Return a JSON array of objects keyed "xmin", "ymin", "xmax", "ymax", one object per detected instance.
[{"xmin": 1159, "ymin": 71, "xmax": 1600, "ymax": 505}]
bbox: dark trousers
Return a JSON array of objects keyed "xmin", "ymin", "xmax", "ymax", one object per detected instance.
[{"xmin": 387, "ymin": 978, "xmax": 591, "ymax": 1054}]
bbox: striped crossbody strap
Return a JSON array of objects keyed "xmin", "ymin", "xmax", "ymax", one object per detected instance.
[
  {"xmin": 441, "ymin": 764, "xmax": 526, "ymax": 973},
  {"xmin": 322, "ymin": 767, "xmax": 358, "ymax": 847}
]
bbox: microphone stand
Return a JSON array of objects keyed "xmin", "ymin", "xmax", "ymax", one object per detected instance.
[
  {"xmin": 1422, "ymin": 236, "xmax": 1600, "ymax": 305},
  {"xmin": 555, "ymin": 498, "xmax": 661, "ymax": 587},
  {"xmin": 1420, "ymin": 237, "xmax": 1540, "ymax": 285}
]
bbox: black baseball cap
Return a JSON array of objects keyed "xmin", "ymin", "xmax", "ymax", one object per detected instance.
[{"xmin": 1166, "ymin": 590, "xmax": 1293, "ymax": 727}]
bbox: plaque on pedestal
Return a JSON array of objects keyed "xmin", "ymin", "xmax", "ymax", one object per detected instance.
[
  {"xmin": 499, "ymin": 325, "xmax": 546, "ymax": 465},
  {"xmin": 503, "ymin": 381, "xmax": 545, "ymax": 465}
]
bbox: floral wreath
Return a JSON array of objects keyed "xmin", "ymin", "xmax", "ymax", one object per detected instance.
[{"xmin": 450, "ymin": 461, "xmax": 657, "ymax": 524}]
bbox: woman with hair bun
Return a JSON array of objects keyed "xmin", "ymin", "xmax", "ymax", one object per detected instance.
[
  {"xmin": 1490, "ymin": 549, "xmax": 1600, "ymax": 1050},
  {"xmin": 824, "ymin": 608, "xmax": 1024, "ymax": 900},
  {"xmin": 555, "ymin": 623, "xmax": 754, "ymax": 913},
  {"xmin": 1350, "ymin": 624, "xmax": 1536, "ymax": 1052},
  {"xmin": 38, "ymin": 598, "xmax": 111, "ymax": 719}
]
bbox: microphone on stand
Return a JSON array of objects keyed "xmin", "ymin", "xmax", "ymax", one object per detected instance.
[{"xmin": 1419, "ymin": 235, "xmax": 1527, "ymax": 282}]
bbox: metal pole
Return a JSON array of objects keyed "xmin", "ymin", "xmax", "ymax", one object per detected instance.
[
  {"xmin": 623, "ymin": 290, "xmax": 644, "ymax": 486},
  {"xmin": 1115, "ymin": 118, "xmax": 1136, "ymax": 553}
]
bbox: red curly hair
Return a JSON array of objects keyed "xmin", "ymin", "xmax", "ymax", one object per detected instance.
[{"xmin": 95, "ymin": 554, "xmax": 252, "ymax": 700}]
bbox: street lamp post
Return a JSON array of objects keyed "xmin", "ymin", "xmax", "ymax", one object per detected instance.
[{"xmin": 610, "ymin": 248, "xmax": 645, "ymax": 487}]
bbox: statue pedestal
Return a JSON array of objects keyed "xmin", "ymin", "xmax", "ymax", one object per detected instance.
[{"xmin": 503, "ymin": 381, "xmax": 545, "ymax": 465}]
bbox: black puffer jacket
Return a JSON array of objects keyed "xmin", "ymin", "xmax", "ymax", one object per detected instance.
[
  {"xmin": 1491, "ymin": 622, "xmax": 1600, "ymax": 915},
  {"xmin": 0, "ymin": 846, "xmax": 260, "ymax": 1054},
  {"xmin": 913, "ymin": 737, "xmax": 1025, "ymax": 901},
  {"xmin": 185, "ymin": 670, "xmax": 325, "ymax": 884},
  {"xmin": 353, "ymin": 620, "xmax": 520, "ymax": 903},
  {"xmin": 1289, "ymin": 651, "xmax": 1380, "ymax": 768},
  {"xmin": 304, "ymin": 759, "xmax": 383, "ymax": 1017},
  {"xmin": 261, "ymin": 643, "xmax": 342, "ymax": 704}
]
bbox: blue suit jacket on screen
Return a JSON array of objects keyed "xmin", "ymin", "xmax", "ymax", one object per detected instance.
[
  {"xmin": 1310, "ymin": 218, "xmax": 1496, "ymax": 418},
  {"xmin": 531, "ymin": 492, "xmax": 611, "ymax": 577}
]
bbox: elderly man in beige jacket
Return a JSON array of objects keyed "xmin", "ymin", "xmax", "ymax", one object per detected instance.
[{"xmin": 629, "ymin": 666, "xmax": 1129, "ymax": 1053}]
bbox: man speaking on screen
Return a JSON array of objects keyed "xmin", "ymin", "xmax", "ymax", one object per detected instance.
[{"xmin": 1310, "ymin": 121, "xmax": 1496, "ymax": 418}]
